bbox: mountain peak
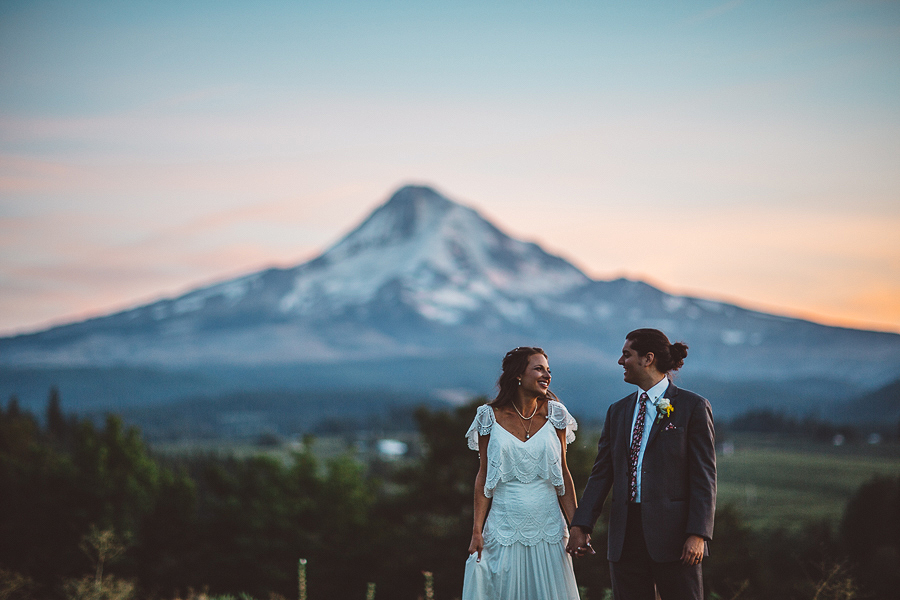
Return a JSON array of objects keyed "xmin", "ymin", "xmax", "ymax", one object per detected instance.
[
  {"xmin": 384, "ymin": 185, "xmax": 454, "ymax": 214},
  {"xmin": 369, "ymin": 184, "xmax": 455, "ymax": 239},
  {"xmin": 276, "ymin": 185, "xmax": 590, "ymax": 324},
  {"xmin": 325, "ymin": 185, "xmax": 458, "ymax": 257}
]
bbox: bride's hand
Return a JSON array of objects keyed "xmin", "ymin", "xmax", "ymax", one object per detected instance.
[
  {"xmin": 468, "ymin": 531, "xmax": 484, "ymax": 562},
  {"xmin": 566, "ymin": 528, "xmax": 594, "ymax": 557}
]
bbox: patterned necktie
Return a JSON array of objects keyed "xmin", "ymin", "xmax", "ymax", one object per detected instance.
[{"xmin": 629, "ymin": 392, "xmax": 649, "ymax": 502}]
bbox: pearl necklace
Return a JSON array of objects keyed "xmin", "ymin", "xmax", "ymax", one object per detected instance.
[{"xmin": 513, "ymin": 401, "xmax": 538, "ymax": 420}]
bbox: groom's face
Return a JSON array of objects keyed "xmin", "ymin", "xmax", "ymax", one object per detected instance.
[{"xmin": 618, "ymin": 340, "xmax": 653, "ymax": 386}]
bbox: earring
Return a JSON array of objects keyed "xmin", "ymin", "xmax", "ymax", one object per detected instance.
[{"xmin": 517, "ymin": 379, "xmax": 521, "ymax": 385}]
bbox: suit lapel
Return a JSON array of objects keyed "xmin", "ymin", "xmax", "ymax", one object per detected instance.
[{"xmin": 646, "ymin": 382, "xmax": 677, "ymax": 446}]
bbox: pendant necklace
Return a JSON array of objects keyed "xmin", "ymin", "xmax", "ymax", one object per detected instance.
[{"xmin": 513, "ymin": 401, "xmax": 538, "ymax": 439}]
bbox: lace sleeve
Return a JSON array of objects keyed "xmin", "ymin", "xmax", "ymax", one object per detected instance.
[
  {"xmin": 548, "ymin": 401, "xmax": 577, "ymax": 445},
  {"xmin": 465, "ymin": 404, "xmax": 494, "ymax": 450}
]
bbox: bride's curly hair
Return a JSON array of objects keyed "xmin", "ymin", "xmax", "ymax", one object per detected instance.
[{"xmin": 489, "ymin": 346, "xmax": 559, "ymax": 408}]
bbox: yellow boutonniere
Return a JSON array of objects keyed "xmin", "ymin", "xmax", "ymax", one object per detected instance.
[{"xmin": 655, "ymin": 398, "xmax": 674, "ymax": 421}]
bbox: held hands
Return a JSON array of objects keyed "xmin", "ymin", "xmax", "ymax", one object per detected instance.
[
  {"xmin": 681, "ymin": 535, "xmax": 705, "ymax": 566},
  {"xmin": 565, "ymin": 527, "xmax": 595, "ymax": 558},
  {"xmin": 468, "ymin": 531, "xmax": 484, "ymax": 562}
]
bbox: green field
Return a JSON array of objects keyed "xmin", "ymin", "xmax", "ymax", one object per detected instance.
[
  {"xmin": 716, "ymin": 433, "xmax": 900, "ymax": 531},
  {"xmin": 151, "ymin": 430, "xmax": 900, "ymax": 533}
]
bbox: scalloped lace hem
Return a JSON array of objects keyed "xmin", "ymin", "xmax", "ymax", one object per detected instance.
[
  {"xmin": 484, "ymin": 531, "xmax": 568, "ymax": 546},
  {"xmin": 484, "ymin": 472, "xmax": 565, "ymax": 498},
  {"xmin": 484, "ymin": 486, "xmax": 566, "ymax": 498}
]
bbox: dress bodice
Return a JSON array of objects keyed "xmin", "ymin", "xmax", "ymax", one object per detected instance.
[{"xmin": 465, "ymin": 401, "xmax": 577, "ymax": 498}]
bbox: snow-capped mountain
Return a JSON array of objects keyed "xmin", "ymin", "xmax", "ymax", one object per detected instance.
[
  {"xmin": 2, "ymin": 185, "xmax": 900, "ymax": 418},
  {"xmin": 277, "ymin": 185, "xmax": 589, "ymax": 323},
  {"xmin": 0, "ymin": 186, "xmax": 594, "ymax": 365}
]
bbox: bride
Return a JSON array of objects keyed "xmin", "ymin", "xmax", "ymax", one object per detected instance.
[{"xmin": 463, "ymin": 346, "xmax": 581, "ymax": 599}]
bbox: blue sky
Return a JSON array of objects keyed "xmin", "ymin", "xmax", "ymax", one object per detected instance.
[{"xmin": 1, "ymin": 0, "xmax": 899, "ymax": 334}]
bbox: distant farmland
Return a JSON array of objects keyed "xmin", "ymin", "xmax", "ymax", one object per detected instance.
[{"xmin": 716, "ymin": 433, "xmax": 900, "ymax": 530}]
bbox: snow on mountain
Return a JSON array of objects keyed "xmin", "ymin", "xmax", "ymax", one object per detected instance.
[
  {"xmin": 1, "ymin": 185, "xmax": 900, "ymax": 395},
  {"xmin": 277, "ymin": 186, "xmax": 589, "ymax": 325}
]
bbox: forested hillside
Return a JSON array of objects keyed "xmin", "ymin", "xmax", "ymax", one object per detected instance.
[{"xmin": 1, "ymin": 393, "xmax": 897, "ymax": 599}]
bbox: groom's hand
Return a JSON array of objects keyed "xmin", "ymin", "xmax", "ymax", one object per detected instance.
[
  {"xmin": 566, "ymin": 527, "xmax": 594, "ymax": 557},
  {"xmin": 681, "ymin": 535, "xmax": 705, "ymax": 565}
]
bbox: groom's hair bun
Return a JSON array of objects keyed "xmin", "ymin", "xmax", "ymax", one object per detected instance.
[{"xmin": 626, "ymin": 328, "xmax": 688, "ymax": 373}]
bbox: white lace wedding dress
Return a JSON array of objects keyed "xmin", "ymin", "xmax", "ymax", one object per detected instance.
[{"xmin": 463, "ymin": 400, "xmax": 581, "ymax": 600}]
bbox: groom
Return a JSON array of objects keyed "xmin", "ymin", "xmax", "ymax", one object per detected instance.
[{"xmin": 567, "ymin": 328, "xmax": 716, "ymax": 600}]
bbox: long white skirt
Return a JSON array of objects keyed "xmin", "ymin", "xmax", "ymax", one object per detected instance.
[{"xmin": 463, "ymin": 478, "xmax": 581, "ymax": 600}]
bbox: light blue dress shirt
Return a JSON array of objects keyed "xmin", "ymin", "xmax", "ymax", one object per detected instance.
[{"xmin": 629, "ymin": 376, "xmax": 670, "ymax": 503}]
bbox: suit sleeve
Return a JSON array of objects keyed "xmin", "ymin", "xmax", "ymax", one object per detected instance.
[
  {"xmin": 686, "ymin": 396, "xmax": 716, "ymax": 541},
  {"xmin": 570, "ymin": 404, "xmax": 615, "ymax": 533}
]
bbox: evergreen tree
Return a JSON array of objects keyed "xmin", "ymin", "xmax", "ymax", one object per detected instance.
[
  {"xmin": 6, "ymin": 394, "xmax": 21, "ymax": 418},
  {"xmin": 46, "ymin": 387, "xmax": 66, "ymax": 441},
  {"xmin": 840, "ymin": 475, "xmax": 900, "ymax": 597}
]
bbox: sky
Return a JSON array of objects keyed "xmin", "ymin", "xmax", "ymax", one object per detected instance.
[{"xmin": 1, "ymin": 0, "xmax": 899, "ymax": 336}]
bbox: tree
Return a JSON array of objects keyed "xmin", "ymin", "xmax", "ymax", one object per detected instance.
[
  {"xmin": 46, "ymin": 387, "xmax": 66, "ymax": 441},
  {"xmin": 6, "ymin": 395, "xmax": 21, "ymax": 418},
  {"xmin": 840, "ymin": 475, "xmax": 900, "ymax": 597},
  {"xmin": 63, "ymin": 526, "xmax": 135, "ymax": 600},
  {"xmin": 366, "ymin": 401, "xmax": 481, "ymax": 600}
]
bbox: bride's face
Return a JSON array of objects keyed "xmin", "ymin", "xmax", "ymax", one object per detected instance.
[{"xmin": 518, "ymin": 353, "xmax": 551, "ymax": 398}]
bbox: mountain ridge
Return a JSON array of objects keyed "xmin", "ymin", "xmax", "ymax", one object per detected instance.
[{"xmin": 2, "ymin": 185, "xmax": 899, "ymax": 421}]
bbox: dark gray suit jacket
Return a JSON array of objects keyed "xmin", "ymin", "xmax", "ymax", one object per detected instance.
[{"xmin": 571, "ymin": 383, "xmax": 716, "ymax": 563}]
